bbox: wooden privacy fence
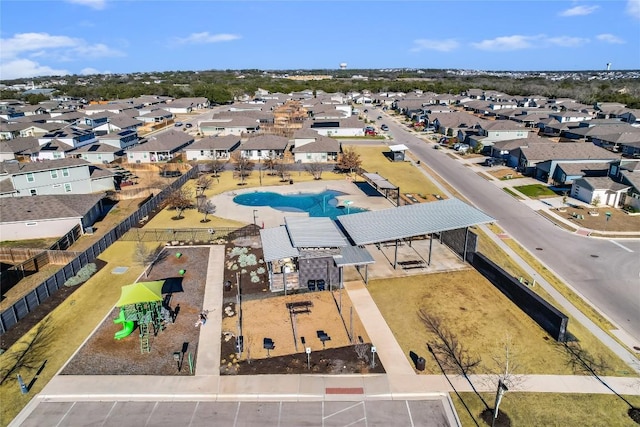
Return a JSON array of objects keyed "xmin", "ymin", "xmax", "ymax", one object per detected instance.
[{"xmin": 0, "ymin": 167, "xmax": 198, "ymax": 335}]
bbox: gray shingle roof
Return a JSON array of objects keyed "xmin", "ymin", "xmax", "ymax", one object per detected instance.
[
  {"xmin": 242, "ymin": 135, "xmax": 289, "ymax": 150},
  {"xmin": 291, "ymin": 136, "xmax": 340, "ymax": 153},
  {"xmin": 337, "ymin": 198, "xmax": 494, "ymax": 245},
  {"xmin": 520, "ymin": 142, "xmax": 620, "ymax": 161},
  {"xmin": 0, "ymin": 193, "xmax": 104, "ymax": 222},
  {"xmin": 188, "ymin": 135, "xmax": 241, "ymax": 151},
  {"xmin": 0, "ymin": 158, "xmax": 90, "ymax": 174}
]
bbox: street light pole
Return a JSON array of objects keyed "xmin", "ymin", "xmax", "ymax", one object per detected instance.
[{"xmin": 253, "ymin": 209, "xmax": 258, "ymax": 226}]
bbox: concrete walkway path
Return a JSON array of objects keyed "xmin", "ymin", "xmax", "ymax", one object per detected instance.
[
  {"xmin": 344, "ymin": 280, "xmax": 416, "ymax": 376},
  {"xmin": 195, "ymin": 245, "xmax": 225, "ymax": 375}
]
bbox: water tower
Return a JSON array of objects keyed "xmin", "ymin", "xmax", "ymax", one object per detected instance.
[
  {"xmin": 606, "ymin": 62, "xmax": 611, "ymax": 71},
  {"xmin": 339, "ymin": 62, "xmax": 347, "ymax": 70}
]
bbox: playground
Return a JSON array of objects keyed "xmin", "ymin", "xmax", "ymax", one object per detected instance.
[{"xmin": 61, "ymin": 247, "xmax": 209, "ymax": 376}]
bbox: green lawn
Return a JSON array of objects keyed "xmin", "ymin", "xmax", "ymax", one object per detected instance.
[{"xmin": 513, "ymin": 184, "xmax": 557, "ymax": 198}]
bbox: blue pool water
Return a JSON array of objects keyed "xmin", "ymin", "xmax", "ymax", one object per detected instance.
[{"xmin": 233, "ymin": 190, "xmax": 367, "ymax": 219}]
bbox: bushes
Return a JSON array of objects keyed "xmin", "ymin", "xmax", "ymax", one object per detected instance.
[{"xmin": 63, "ymin": 263, "xmax": 97, "ymax": 287}]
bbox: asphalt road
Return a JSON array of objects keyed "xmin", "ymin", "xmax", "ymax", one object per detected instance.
[{"xmin": 367, "ymin": 108, "xmax": 640, "ymax": 341}]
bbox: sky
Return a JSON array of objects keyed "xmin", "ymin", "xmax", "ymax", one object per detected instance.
[{"xmin": 1, "ymin": 0, "xmax": 639, "ymax": 80}]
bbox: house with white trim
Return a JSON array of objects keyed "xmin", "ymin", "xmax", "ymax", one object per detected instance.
[
  {"xmin": 184, "ymin": 135, "xmax": 241, "ymax": 161},
  {"xmin": 126, "ymin": 130, "xmax": 194, "ymax": 163}
]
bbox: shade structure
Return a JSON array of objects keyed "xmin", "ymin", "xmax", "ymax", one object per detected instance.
[{"xmin": 115, "ymin": 281, "xmax": 164, "ymax": 307}]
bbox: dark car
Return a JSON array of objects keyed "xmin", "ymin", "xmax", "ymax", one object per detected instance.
[
  {"xmin": 377, "ymin": 115, "xmax": 382, "ymax": 120},
  {"xmin": 484, "ymin": 157, "xmax": 507, "ymax": 167},
  {"xmin": 174, "ymin": 122, "xmax": 183, "ymax": 127},
  {"xmin": 380, "ymin": 124, "xmax": 389, "ymax": 131},
  {"xmin": 185, "ymin": 123, "xmax": 193, "ymax": 128}
]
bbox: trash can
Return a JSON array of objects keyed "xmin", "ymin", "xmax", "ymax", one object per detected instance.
[
  {"xmin": 224, "ymin": 281, "xmax": 232, "ymax": 291},
  {"xmin": 416, "ymin": 357, "xmax": 426, "ymax": 371},
  {"xmin": 289, "ymin": 179, "xmax": 294, "ymax": 185}
]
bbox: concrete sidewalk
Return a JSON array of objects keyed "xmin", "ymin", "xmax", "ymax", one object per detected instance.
[
  {"xmin": 195, "ymin": 245, "xmax": 225, "ymax": 375},
  {"xmin": 344, "ymin": 280, "xmax": 416, "ymax": 376}
]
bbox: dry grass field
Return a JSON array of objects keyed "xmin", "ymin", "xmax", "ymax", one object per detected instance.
[
  {"xmin": 367, "ymin": 270, "xmax": 634, "ymax": 377},
  {"xmin": 452, "ymin": 392, "xmax": 640, "ymax": 427}
]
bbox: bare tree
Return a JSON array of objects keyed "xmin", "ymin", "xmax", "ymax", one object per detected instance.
[
  {"xmin": 166, "ymin": 187, "xmax": 192, "ymax": 219},
  {"xmin": 276, "ymin": 162, "xmax": 290, "ymax": 182},
  {"xmin": 200, "ymin": 200, "xmax": 216, "ymax": 223},
  {"xmin": 195, "ymin": 175, "xmax": 213, "ymax": 197},
  {"xmin": 481, "ymin": 333, "xmax": 525, "ymax": 391},
  {"xmin": 354, "ymin": 343, "xmax": 370, "ymax": 363},
  {"xmin": 232, "ymin": 153, "xmax": 254, "ymax": 185},
  {"xmin": 305, "ymin": 162, "xmax": 324, "ymax": 180},
  {"xmin": 1, "ymin": 316, "xmax": 54, "ymax": 385},
  {"xmin": 419, "ymin": 309, "xmax": 488, "ymax": 409},
  {"xmin": 263, "ymin": 156, "xmax": 279, "ymax": 176},
  {"xmin": 209, "ymin": 159, "xmax": 227, "ymax": 178},
  {"xmin": 134, "ymin": 241, "xmax": 155, "ymax": 278},
  {"xmin": 337, "ymin": 148, "xmax": 362, "ymax": 175}
]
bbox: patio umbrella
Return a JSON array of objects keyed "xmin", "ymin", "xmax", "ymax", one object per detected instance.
[{"xmin": 115, "ymin": 281, "xmax": 164, "ymax": 307}]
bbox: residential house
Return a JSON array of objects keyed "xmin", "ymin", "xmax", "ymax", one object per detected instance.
[
  {"xmin": 428, "ymin": 111, "xmax": 479, "ymax": 136},
  {"xmin": 490, "ymin": 137, "xmax": 545, "ymax": 166},
  {"xmin": 291, "ymin": 130, "xmax": 341, "ymax": 163},
  {"xmin": 199, "ymin": 116, "xmax": 261, "ymax": 136},
  {"xmin": 19, "ymin": 122, "xmax": 64, "ymax": 138},
  {"xmin": 0, "ymin": 158, "xmax": 114, "ymax": 197},
  {"xmin": 571, "ymin": 177, "xmax": 630, "ymax": 207},
  {"xmin": 97, "ymin": 129, "xmax": 139, "ymax": 149},
  {"xmin": 307, "ymin": 117, "xmax": 365, "ymax": 137},
  {"xmin": 38, "ymin": 127, "xmax": 97, "ymax": 149},
  {"xmin": 126, "ymin": 130, "xmax": 194, "ymax": 163},
  {"xmin": 0, "ymin": 137, "xmax": 40, "ymax": 161},
  {"xmin": 184, "ymin": 135, "xmax": 241, "ymax": 161},
  {"xmin": 0, "ymin": 193, "xmax": 105, "ymax": 240},
  {"xmin": 517, "ymin": 142, "xmax": 620, "ymax": 183},
  {"xmin": 465, "ymin": 120, "xmax": 530, "ymax": 151},
  {"xmin": 70, "ymin": 143, "xmax": 123, "ymax": 164},
  {"xmin": 29, "ymin": 139, "xmax": 75, "ymax": 160},
  {"xmin": 136, "ymin": 108, "xmax": 173, "ymax": 124},
  {"xmin": 92, "ymin": 116, "xmax": 143, "ymax": 135},
  {"xmin": 240, "ymin": 135, "xmax": 290, "ymax": 160}
]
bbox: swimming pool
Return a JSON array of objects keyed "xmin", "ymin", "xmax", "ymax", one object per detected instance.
[{"xmin": 233, "ymin": 190, "xmax": 367, "ymax": 219}]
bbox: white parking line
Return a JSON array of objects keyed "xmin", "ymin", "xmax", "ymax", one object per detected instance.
[{"xmin": 609, "ymin": 240, "xmax": 634, "ymax": 253}]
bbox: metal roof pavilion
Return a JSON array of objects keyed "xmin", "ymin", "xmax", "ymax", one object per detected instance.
[
  {"xmin": 284, "ymin": 216, "xmax": 348, "ymax": 248},
  {"xmin": 259, "ymin": 226, "xmax": 299, "ymax": 262},
  {"xmin": 362, "ymin": 172, "xmax": 398, "ymax": 190},
  {"xmin": 337, "ymin": 198, "xmax": 495, "ymax": 245}
]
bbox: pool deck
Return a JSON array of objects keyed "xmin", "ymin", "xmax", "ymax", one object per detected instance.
[{"xmin": 210, "ymin": 179, "xmax": 396, "ymax": 228}]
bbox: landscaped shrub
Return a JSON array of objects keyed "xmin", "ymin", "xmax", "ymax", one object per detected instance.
[
  {"xmin": 238, "ymin": 253, "xmax": 257, "ymax": 267},
  {"xmin": 63, "ymin": 263, "xmax": 97, "ymax": 287}
]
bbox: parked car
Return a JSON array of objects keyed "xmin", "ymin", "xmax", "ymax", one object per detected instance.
[
  {"xmin": 380, "ymin": 124, "xmax": 389, "ymax": 131},
  {"xmin": 174, "ymin": 122, "xmax": 183, "ymax": 127},
  {"xmin": 185, "ymin": 123, "xmax": 193, "ymax": 128},
  {"xmin": 484, "ymin": 157, "xmax": 507, "ymax": 167},
  {"xmin": 377, "ymin": 115, "xmax": 382, "ymax": 120}
]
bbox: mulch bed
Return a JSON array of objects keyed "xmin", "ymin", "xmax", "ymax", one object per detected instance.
[
  {"xmin": 220, "ymin": 338, "xmax": 386, "ymax": 375},
  {"xmin": 61, "ymin": 247, "xmax": 209, "ymax": 376}
]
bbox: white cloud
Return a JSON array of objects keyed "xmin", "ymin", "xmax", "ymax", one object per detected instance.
[
  {"xmin": 547, "ymin": 36, "xmax": 589, "ymax": 47},
  {"xmin": 472, "ymin": 34, "xmax": 592, "ymax": 51},
  {"xmin": 627, "ymin": 0, "xmax": 640, "ymax": 19},
  {"xmin": 410, "ymin": 39, "xmax": 460, "ymax": 52},
  {"xmin": 172, "ymin": 32, "xmax": 241, "ymax": 45},
  {"xmin": 0, "ymin": 59, "xmax": 69, "ymax": 80},
  {"xmin": 65, "ymin": 0, "xmax": 106, "ymax": 10},
  {"xmin": 80, "ymin": 67, "xmax": 111, "ymax": 75},
  {"xmin": 0, "ymin": 32, "xmax": 124, "ymax": 80},
  {"xmin": 471, "ymin": 35, "xmax": 541, "ymax": 51},
  {"xmin": 559, "ymin": 5, "xmax": 599, "ymax": 16},
  {"xmin": 596, "ymin": 33, "xmax": 625, "ymax": 44}
]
